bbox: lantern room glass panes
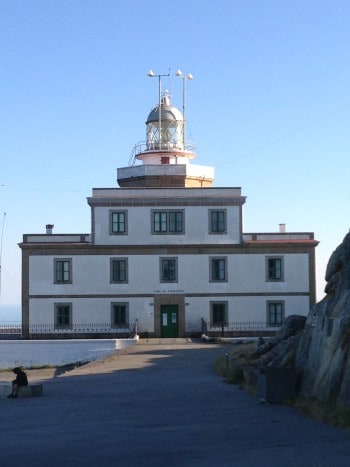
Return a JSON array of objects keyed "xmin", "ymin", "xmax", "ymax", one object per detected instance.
[{"xmin": 146, "ymin": 120, "xmax": 184, "ymax": 150}]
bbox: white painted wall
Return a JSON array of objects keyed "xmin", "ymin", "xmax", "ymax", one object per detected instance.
[
  {"xmin": 186, "ymin": 295, "xmax": 310, "ymax": 325},
  {"xmin": 29, "ymin": 253, "xmax": 309, "ymax": 296},
  {"xmin": 28, "ymin": 251, "xmax": 311, "ymax": 334},
  {"xmin": 93, "ymin": 205, "xmax": 242, "ymax": 245},
  {"xmin": 29, "ymin": 297, "xmax": 154, "ymax": 332},
  {"xmin": 28, "ymin": 294, "xmax": 310, "ymax": 335},
  {"xmin": 0, "ymin": 338, "xmax": 138, "ymax": 369}
]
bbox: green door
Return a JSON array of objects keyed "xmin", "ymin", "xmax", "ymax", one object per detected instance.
[{"xmin": 160, "ymin": 305, "xmax": 179, "ymax": 338}]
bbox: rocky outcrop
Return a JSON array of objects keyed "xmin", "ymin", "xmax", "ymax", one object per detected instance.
[
  {"xmin": 296, "ymin": 231, "xmax": 350, "ymax": 406},
  {"xmin": 251, "ymin": 231, "xmax": 350, "ymax": 407},
  {"xmin": 252, "ymin": 315, "xmax": 306, "ymax": 367}
]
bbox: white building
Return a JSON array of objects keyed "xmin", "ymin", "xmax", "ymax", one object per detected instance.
[{"xmin": 19, "ymin": 79, "xmax": 318, "ymax": 339}]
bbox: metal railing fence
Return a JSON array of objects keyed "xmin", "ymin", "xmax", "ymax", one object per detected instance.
[
  {"xmin": 0, "ymin": 322, "xmax": 137, "ymax": 335},
  {"xmin": 28, "ymin": 322, "xmax": 133, "ymax": 334},
  {"xmin": 202, "ymin": 319, "xmax": 281, "ymax": 337},
  {"xmin": 0, "ymin": 322, "xmax": 21, "ymax": 334}
]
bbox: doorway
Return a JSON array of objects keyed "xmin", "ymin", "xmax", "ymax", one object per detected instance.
[{"xmin": 160, "ymin": 305, "xmax": 179, "ymax": 338}]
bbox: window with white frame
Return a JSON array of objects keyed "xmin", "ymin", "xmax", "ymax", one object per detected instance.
[
  {"xmin": 152, "ymin": 210, "xmax": 184, "ymax": 234},
  {"xmin": 54, "ymin": 259, "xmax": 72, "ymax": 284},
  {"xmin": 111, "ymin": 302, "xmax": 129, "ymax": 327},
  {"xmin": 210, "ymin": 302, "xmax": 228, "ymax": 326},
  {"xmin": 266, "ymin": 256, "xmax": 284, "ymax": 281},
  {"xmin": 55, "ymin": 303, "xmax": 72, "ymax": 329},
  {"xmin": 210, "ymin": 257, "xmax": 227, "ymax": 282},
  {"xmin": 110, "ymin": 211, "xmax": 127, "ymax": 235},
  {"xmin": 160, "ymin": 257, "xmax": 178, "ymax": 282},
  {"xmin": 209, "ymin": 209, "xmax": 227, "ymax": 234},
  {"xmin": 267, "ymin": 301, "xmax": 284, "ymax": 326},
  {"xmin": 110, "ymin": 258, "xmax": 128, "ymax": 283}
]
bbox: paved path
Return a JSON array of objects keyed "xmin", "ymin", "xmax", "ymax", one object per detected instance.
[{"xmin": 1, "ymin": 339, "xmax": 349, "ymax": 466}]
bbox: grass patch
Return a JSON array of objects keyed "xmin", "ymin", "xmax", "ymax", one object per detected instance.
[
  {"xmin": 292, "ymin": 397, "xmax": 350, "ymax": 431},
  {"xmin": 214, "ymin": 342, "xmax": 350, "ymax": 430},
  {"xmin": 213, "ymin": 342, "xmax": 257, "ymax": 391}
]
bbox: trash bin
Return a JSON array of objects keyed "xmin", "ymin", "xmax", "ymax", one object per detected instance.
[{"xmin": 258, "ymin": 367, "xmax": 295, "ymax": 403}]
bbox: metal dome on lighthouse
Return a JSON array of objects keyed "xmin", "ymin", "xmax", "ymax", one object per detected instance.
[
  {"xmin": 117, "ymin": 69, "xmax": 214, "ymax": 188},
  {"xmin": 145, "ymin": 90, "xmax": 185, "ymax": 153}
]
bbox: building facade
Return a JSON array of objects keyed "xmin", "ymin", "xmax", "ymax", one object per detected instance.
[{"xmin": 19, "ymin": 84, "xmax": 318, "ymax": 339}]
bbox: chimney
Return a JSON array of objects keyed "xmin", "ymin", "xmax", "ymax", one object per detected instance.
[
  {"xmin": 46, "ymin": 224, "xmax": 54, "ymax": 235},
  {"xmin": 279, "ymin": 223, "xmax": 286, "ymax": 233}
]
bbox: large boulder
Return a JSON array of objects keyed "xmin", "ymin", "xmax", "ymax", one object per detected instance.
[
  {"xmin": 248, "ymin": 315, "xmax": 306, "ymax": 394},
  {"xmin": 252, "ymin": 314, "xmax": 306, "ymax": 362},
  {"xmin": 296, "ymin": 231, "xmax": 350, "ymax": 406}
]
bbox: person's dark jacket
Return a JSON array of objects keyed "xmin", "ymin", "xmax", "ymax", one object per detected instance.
[{"xmin": 12, "ymin": 368, "xmax": 28, "ymax": 386}]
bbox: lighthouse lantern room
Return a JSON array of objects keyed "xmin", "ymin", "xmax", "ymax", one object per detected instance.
[{"xmin": 117, "ymin": 70, "xmax": 214, "ymax": 188}]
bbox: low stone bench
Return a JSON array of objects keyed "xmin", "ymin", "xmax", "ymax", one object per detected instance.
[
  {"xmin": 0, "ymin": 382, "xmax": 43, "ymax": 398},
  {"xmin": 19, "ymin": 384, "xmax": 43, "ymax": 397}
]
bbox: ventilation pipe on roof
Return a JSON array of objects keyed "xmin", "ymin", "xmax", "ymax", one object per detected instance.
[{"xmin": 279, "ymin": 224, "xmax": 286, "ymax": 233}]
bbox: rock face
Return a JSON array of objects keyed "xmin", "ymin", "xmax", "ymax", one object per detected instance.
[
  {"xmin": 251, "ymin": 231, "xmax": 350, "ymax": 407},
  {"xmin": 252, "ymin": 315, "xmax": 306, "ymax": 367},
  {"xmin": 296, "ymin": 231, "xmax": 350, "ymax": 406}
]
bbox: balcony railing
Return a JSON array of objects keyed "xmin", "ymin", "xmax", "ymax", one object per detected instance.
[{"xmin": 128, "ymin": 140, "xmax": 196, "ymax": 165}]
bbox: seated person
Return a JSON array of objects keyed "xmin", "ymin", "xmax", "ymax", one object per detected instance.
[{"xmin": 8, "ymin": 367, "xmax": 28, "ymax": 398}]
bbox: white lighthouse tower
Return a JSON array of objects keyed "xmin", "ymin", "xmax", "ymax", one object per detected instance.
[{"xmin": 117, "ymin": 70, "xmax": 214, "ymax": 188}]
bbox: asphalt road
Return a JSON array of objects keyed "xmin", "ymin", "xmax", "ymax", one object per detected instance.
[{"xmin": 1, "ymin": 339, "xmax": 349, "ymax": 467}]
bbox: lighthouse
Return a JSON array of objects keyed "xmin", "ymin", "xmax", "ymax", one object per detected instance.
[
  {"xmin": 117, "ymin": 71, "xmax": 214, "ymax": 188},
  {"xmin": 19, "ymin": 70, "xmax": 318, "ymax": 340}
]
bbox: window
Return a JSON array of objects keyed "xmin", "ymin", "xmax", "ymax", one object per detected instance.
[
  {"xmin": 160, "ymin": 258, "xmax": 177, "ymax": 282},
  {"xmin": 209, "ymin": 210, "xmax": 226, "ymax": 234},
  {"xmin": 267, "ymin": 301, "xmax": 284, "ymax": 326},
  {"xmin": 111, "ymin": 303, "xmax": 129, "ymax": 327},
  {"xmin": 210, "ymin": 257, "xmax": 227, "ymax": 282},
  {"xmin": 210, "ymin": 302, "xmax": 228, "ymax": 326},
  {"xmin": 169, "ymin": 211, "xmax": 183, "ymax": 232},
  {"xmin": 266, "ymin": 257, "xmax": 284, "ymax": 281},
  {"xmin": 110, "ymin": 211, "xmax": 127, "ymax": 234},
  {"xmin": 54, "ymin": 259, "xmax": 72, "ymax": 284},
  {"xmin": 110, "ymin": 258, "xmax": 128, "ymax": 283},
  {"xmin": 55, "ymin": 303, "xmax": 72, "ymax": 329},
  {"xmin": 154, "ymin": 212, "xmax": 167, "ymax": 232},
  {"xmin": 152, "ymin": 210, "xmax": 184, "ymax": 234}
]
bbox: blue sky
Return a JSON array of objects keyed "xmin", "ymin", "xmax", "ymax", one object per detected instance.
[{"xmin": 1, "ymin": 0, "xmax": 350, "ymax": 317}]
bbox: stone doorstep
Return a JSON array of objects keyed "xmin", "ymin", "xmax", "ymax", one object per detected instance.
[{"xmin": 0, "ymin": 382, "xmax": 43, "ymax": 399}]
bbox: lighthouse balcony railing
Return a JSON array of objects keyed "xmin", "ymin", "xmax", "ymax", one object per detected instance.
[{"xmin": 129, "ymin": 141, "xmax": 196, "ymax": 165}]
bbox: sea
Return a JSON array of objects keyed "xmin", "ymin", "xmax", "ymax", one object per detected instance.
[{"xmin": 0, "ymin": 304, "xmax": 21, "ymax": 323}]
